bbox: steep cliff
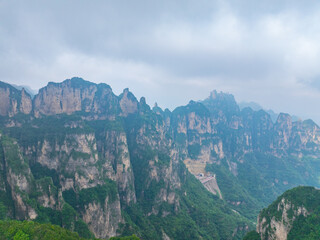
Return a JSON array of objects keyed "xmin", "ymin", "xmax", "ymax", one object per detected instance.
[
  {"xmin": 253, "ymin": 186, "xmax": 320, "ymax": 240},
  {"xmin": 0, "ymin": 82, "xmax": 32, "ymax": 116},
  {"xmin": 33, "ymin": 77, "xmax": 119, "ymax": 118},
  {"xmin": 0, "ymin": 134, "xmax": 35, "ymax": 220},
  {"xmin": 163, "ymin": 90, "xmax": 320, "ymax": 221},
  {"xmin": 0, "ymin": 120, "xmax": 121, "ymax": 238}
]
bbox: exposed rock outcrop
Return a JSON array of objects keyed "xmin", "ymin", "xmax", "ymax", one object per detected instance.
[
  {"xmin": 0, "ymin": 82, "xmax": 32, "ymax": 116},
  {"xmin": 256, "ymin": 187, "xmax": 318, "ymax": 240},
  {"xmin": 119, "ymin": 88, "xmax": 138, "ymax": 116},
  {"xmin": 257, "ymin": 198, "xmax": 308, "ymax": 240},
  {"xmin": 82, "ymin": 196, "xmax": 122, "ymax": 238},
  {"xmin": 33, "ymin": 78, "xmax": 119, "ymax": 118}
]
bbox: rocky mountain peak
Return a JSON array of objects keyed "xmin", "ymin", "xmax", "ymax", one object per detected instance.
[
  {"xmin": 276, "ymin": 113, "xmax": 292, "ymax": 125},
  {"xmin": 119, "ymin": 88, "xmax": 138, "ymax": 116},
  {"xmin": 52, "ymin": 77, "xmax": 97, "ymax": 88},
  {"xmin": 20, "ymin": 88, "xmax": 32, "ymax": 114},
  {"xmin": 139, "ymin": 96, "xmax": 146, "ymax": 104},
  {"xmin": 139, "ymin": 97, "xmax": 151, "ymax": 113},
  {"xmin": 203, "ymin": 90, "xmax": 238, "ymax": 107},
  {"xmin": 0, "ymin": 81, "xmax": 32, "ymax": 116},
  {"xmin": 209, "ymin": 90, "xmax": 218, "ymax": 99},
  {"xmin": 303, "ymin": 119, "xmax": 319, "ymax": 129},
  {"xmin": 201, "ymin": 90, "xmax": 239, "ymax": 123},
  {"xmin": 206, "ymin": 90, "xmax": 236, "ymax": 103},
  {"xmin": 33, "ymin": 77, "xmax": 118, "ymax": 117},
  {"xmin": 152, "ymin": 102, "xmax": 163, "ymax": 115}
]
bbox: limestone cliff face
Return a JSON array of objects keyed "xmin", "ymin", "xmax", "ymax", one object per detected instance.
[
  {"xmin": 103, "ymin": 130, "xmax": 136, "ymax": 205},
  {"xmin": 119, "ymin": 88, "xmax": 138, "ymax": 116},
  {"xmin": 35, "ymin": 133, "xmax": 123, "ymax": 237},
  {"xmin": 240, "ymin": 109, "xmax": 274, "ymax": 152},
  {"xmin": 36, "ymin": 180, "xmax": 58, "ymax": 209},
  {"xmin": 291, "ymin": 119, "xmax": 320, "ymax": 153},
  {"xmin": 33, "ymin": 78, "xmax": 119, "ymax": 118},
  {"xmin": 272, "ymin": 114, "xmax": 320, "ymax": 154},
  {"xmin": 35, "ymin": 133, "xmax": 101, "ymax": 190},
  {"xmin": 126, "ymin": 101, "xmax": 182, "ymax": 215},
  {"xmin": 0, "ymin": 82, "xmax": 32, "ymax": 116},
  {"xmin": 257, "ymin": 198, "xmax": 308, "ymax": 240},
  {"xmin": 273, "ymin": 113, "xmax": 292, "ymax": 149},
  {"xmin": 82, "ymin": 196, "xmax": 122, "ymax": 239},
  {"xmin": 0, "ymin": 87, "xmax": 12, "ymax": 116},
  {"xmin": 170, "ymin": 91, "xmax": 320, "ymax": 175},
  {"xmin": 256, "ymin": 187, "xmax": 320, "ymax": 240},
  {"xmin": 171, "ymin": 101, "xmax": 217, "ymax": 177},
  {"xmin": 0, "ymin": 136, "xmax": 36, "ymax": 220},
  {"xmin": 9, "ymin": 129, "xmax": 123, "ymax": 238},
  {"xmin": 20, "ymin": 89, "xmax": 32, "ymax": 114}
]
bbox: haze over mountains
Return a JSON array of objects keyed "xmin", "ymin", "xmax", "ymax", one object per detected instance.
[
  {"xmin": 238, "ymin": 102, "xmax": 301, "ymax": 123},
  {"xmin": 6, "ymin": 82, "xmax": 309, "ymax": 125},
  {"xmin": 0, "ymin": 77, "xmax": 320, "ymax": 239}
]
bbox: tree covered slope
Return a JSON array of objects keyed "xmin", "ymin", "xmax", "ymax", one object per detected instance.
[{"xmin": 244, "ymin": 186, "xmax": 320, "ymax": 240}]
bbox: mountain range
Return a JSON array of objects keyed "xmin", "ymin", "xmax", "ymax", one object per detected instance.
[{"xmin": 0, "ymin": 77, "xmax": 320, "ymax": 239}]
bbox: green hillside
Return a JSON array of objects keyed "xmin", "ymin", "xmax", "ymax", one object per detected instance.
[{"xmin": 244, "ymin": 186, "xmax": 320, "ymax": 240}]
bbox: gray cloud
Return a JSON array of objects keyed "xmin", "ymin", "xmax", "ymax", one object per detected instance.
[{"xmin": 1, "ymin": 0, "xmax": 320, "ymax": 122}]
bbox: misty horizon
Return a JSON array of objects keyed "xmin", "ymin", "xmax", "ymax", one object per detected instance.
[{"xmin": 1, "ymin": 1, "xmax": 320, "ymax": 123}]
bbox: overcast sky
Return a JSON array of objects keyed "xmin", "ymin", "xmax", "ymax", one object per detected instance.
[{"xmin": 1, "ymin": 0, "xmax": 320, "ymax": 123}]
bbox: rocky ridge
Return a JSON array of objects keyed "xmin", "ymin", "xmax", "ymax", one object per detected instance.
[{"xmin": 0, "ymin": 77, "xmax": 320, "ymax": 239}]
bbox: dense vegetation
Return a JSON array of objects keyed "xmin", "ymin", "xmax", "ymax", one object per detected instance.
[
  {"xmin": 120, "ymin": 111, "xmax": 252, "ymax": 239},
  {"xmin": 119, "ymin": 171, "xmax": 251, "ymax": 240},
  {"xmin": 0, "ymin": 220, "xmax": 87, "ymax": 240},
  {"xmin": 248, "ymin": 187, "xmax": 320, "ymax": 240},
  {"xmin": 242, "ymin": 231, "xmax": 260, "ymax": 240},
  {"xmin": 207, "ymin": 152, "xmax": 320, "ymax": 221},
  {"xmin": 0, "ymin": 220, "xmax": 140, "ymax": 240},
  {"xmin": 259, "ymin": 186, "xmax": 320, "ymax": 223},
  {"xmin": 283, "ymin": 187, "xmax": 320, "ymax": 240}
]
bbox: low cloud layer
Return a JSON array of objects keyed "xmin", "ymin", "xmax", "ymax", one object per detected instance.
[{"xmin": 1, "ymin": 0, "xmax": 320, "ymax": 122}]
